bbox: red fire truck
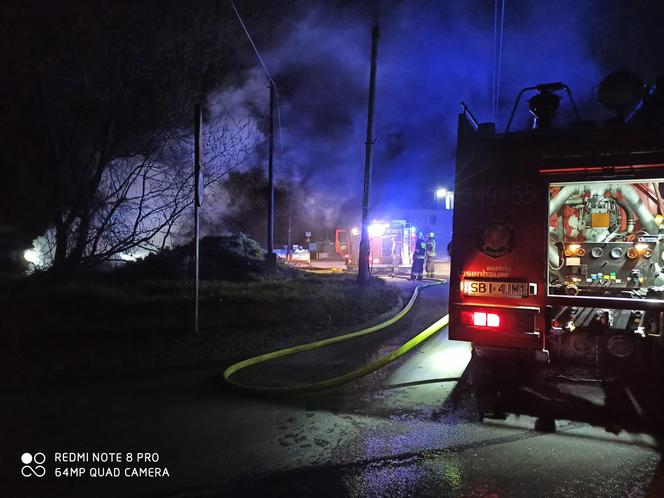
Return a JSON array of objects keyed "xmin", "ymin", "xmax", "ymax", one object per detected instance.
[
  {"xmin": 449, "ymin": 77, "xmax": 664, "ymax": 370},
  {"xmin": 335, "ymin": 220, "xmax": 416, "ymax": 272}
]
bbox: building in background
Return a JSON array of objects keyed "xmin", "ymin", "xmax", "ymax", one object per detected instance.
[{"xmin": 398, "ymin": 190, "xmax": 454, "ymax": 258}]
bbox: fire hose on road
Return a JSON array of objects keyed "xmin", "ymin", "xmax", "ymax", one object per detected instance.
[{"xmin": 223, "ymin": 279, "xmax": 449, "ymax": 394}]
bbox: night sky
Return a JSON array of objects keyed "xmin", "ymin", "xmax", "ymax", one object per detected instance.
[
  {"xmin": 3, "ymin": 0, "xmax": 664, "ymax": 255},
  {"xmin": 210, "ymin": 0, "xmax": 664, "ymax": 225}
]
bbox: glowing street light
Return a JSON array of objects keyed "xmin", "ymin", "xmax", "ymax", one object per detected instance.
[
  {"xmin": 23, "ymin": 249, "xmax": 40, "ymax": 265},
  {"xmin": 435, "ymin": 187, "xmax": 455, "ymax": 209}
]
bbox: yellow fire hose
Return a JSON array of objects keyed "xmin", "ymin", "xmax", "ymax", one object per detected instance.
[{"xmin": 223, "ymin": 279, "xmax": 449, "ymax": 395}]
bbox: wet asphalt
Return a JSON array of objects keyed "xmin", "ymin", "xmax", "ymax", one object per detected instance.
[{"xmin": 1, "ymin": 277, "xmax": 663, "ymax": 497}]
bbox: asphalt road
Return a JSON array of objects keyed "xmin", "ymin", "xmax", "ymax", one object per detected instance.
[{"xmin": 2, "ymin": 279, "xmax": 663, "ymax": 497}]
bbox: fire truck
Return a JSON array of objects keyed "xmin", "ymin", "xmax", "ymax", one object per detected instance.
[
  {"xmin": 335, "ymin": 220, "xmax": 416, "ymax": 272},
  {"xmin": 449, "ymin": 74, "xmax": 664, "ymax": 370}
]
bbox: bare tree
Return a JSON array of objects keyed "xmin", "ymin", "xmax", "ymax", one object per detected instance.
[
  {"xmin": 2, "ymin": 0, "xmax": 256, "ymax": 272},
  {"xmin": 87, "ymin": 116, "xmax": 255, "ymax": 264}
]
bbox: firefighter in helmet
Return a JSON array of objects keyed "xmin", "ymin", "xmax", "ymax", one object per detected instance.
[
  {"xmin": 425, "ymin": 232, "xmax": 437, "ymax": 278},
  {"xmin": 410, "ymin": 232, "xmax": 426, "ymax": 280}
]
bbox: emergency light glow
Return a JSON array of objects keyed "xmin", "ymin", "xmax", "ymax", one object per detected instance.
[
  {"xmin": 435, "ymin": 188, "xmax": 448, "ymax": 199},
  {"xmin": 368, "ymin": 222, "xmax": 388, "ymax": 238}
]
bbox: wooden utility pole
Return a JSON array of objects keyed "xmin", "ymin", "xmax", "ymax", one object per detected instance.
[
  {"xmin": 358, "ymin": 22, "xmax": 380, "ymax": 283},
  {"xmin": 193, "ymin": 99, "xmax": 203, "ymax": 333},
  {"xmin": 266, "ymin": 81, "xmax": 277, "ymax": 270},
  {"xmin": 287, "ymin": 188, "xmax": 293, "ymax": 261}
]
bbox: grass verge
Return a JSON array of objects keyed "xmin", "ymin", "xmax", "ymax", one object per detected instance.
[{"xmin": 0, "ymin": 272, "xmax": 401, "ymax": 387}]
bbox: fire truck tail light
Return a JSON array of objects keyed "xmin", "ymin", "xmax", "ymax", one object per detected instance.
[
  {"xmin": 468, "ymin": 311, "xmax": 501, "ymax": 328},
  {"xmin": 473, "ymin": 312, "xmax": 487, "ymax": 326},
  {"xmin": 487, "ymin": 313, "xmax": 501, "ymax": 327}
]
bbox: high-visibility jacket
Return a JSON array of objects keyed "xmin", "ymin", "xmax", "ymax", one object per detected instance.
[{"xmin": 426, "ymin": 238, "xmax": 436, "ymax": 258}]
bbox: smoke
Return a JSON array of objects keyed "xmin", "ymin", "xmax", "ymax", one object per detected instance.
[{"xmin": 210, "ymin": 0, "xmax": 656, "ymax": 238}]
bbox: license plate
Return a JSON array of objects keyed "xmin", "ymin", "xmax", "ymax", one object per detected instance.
[{"xmin": 463, "ymin": 280, "xmax": 528, "ymax": 298}]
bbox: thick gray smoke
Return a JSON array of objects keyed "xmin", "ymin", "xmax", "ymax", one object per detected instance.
[{"xmin": 212, "ymin": 0, "xmax": 658, "ymax": 234}]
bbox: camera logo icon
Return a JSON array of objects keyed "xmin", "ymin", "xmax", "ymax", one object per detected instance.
[{"xmin": 21, "ymin": 452, "xmax": 46, "ymax": 478}]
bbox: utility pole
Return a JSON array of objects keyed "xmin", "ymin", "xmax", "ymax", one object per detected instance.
[
  {"xmin": 193, "ymin": 99, "xmax": 203, "ymax": 333},
  {"xmin": 230, "ymin": 2, "xmax": 278, "ymax": 271},
  {"xmin": 287, "ymin": 188, "xmax": 293, "ymax": 262},
  {"xmin": 358, "ymin": 22, "xmax": 380, "ymax": 283},
  {"xmin": 266, "ymin": 81, "xmax": 277, "ymax": 271}
]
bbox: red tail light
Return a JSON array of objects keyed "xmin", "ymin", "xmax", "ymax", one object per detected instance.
[
  {"xmin": 487, "ymin": 313, "xmax": 501, "ymax": 327},
  {"xmin": 473, "ymin": 312, "xmax": 487, "ymax": 326},
  {"xmin": 470, "ymin": 311, "xmax": 501, "ymax": 328}
]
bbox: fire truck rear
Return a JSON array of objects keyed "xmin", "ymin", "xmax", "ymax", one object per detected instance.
[
  {"xmin": 336, "ymin": 220, "xmax": 415, "ymax": 272},
  {"xmin": 449, "ymin": 75, "xmax": 664, "ymax": 371}
]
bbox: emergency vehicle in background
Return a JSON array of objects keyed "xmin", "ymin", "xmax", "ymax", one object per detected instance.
[
  {"xmin": 335, "ymin": 220, "xmax": 416, "ymax": 272},
  {"xmin": 449, "ymin": 72, "xmax": 664, "ymax": 370}
]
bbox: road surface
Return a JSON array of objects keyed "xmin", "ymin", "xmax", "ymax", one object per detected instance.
[{"xmin": 1, "ymin": 279, "xmax": 662, "ymax": 497}]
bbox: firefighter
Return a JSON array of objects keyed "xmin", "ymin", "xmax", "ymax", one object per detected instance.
[
  {"xmin": 391, "ymin": 237, "xmax": 401, "ymax": 274},
  {"xmin": 410, "ymin": 232, "xmax": 426, "ymax": 280},
  {"xmin": 425, "ymin": 232, "xmax": 437, "ymax": 278}
]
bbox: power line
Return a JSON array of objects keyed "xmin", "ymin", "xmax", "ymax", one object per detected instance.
[
  {"xmin": 492, "ymin": 0, "xmax": 498, "ymax": 122},
  {"xmin": 230, "ymin": 1, "xmax": 276, "ymax": 88},
  {"xmin": 275, "ymin": 95, "xmax": 284, "ymax": 156},
  {"xmin": 496, "ymin": 0, "xmax": 506, "ymax": 121},
  {"xmin": 492, "ymin": 0, "xmax": 506, "ymax": 123},
  {"xmin": 231, "ymin": 1, "xmax": 286, "ymax": 267},
  {"xmin": 230, "ymin": 1, "xmax": 284, "ymax": 155}
]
